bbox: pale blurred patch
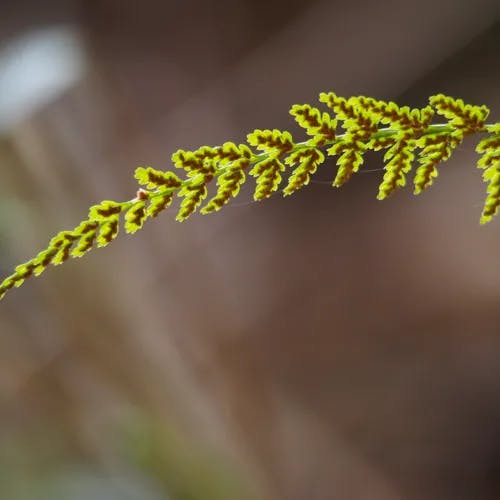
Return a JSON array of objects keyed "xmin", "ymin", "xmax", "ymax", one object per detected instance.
[{"xmin": 0, "ymin": 25, "xmax": 86, "ymax": 134}]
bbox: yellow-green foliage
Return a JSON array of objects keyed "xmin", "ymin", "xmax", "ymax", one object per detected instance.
[{"xmin": 0, "ymin": 92, "xmax": 498, "ymax": 300}]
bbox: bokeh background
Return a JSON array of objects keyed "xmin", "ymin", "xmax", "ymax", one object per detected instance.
[{"xmin": 1, "ymin": 1, "xmax": 500, "ymax": 499}]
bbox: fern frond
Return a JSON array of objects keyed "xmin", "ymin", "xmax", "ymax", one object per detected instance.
[
  {"xmin": 284, "ymin": 148, "xmax": 325, "ymax": 196},
  {"xmin": 414, "ymin": 134, "xmax": 455, "ymax": 194},
  {"xmin": 201, "ymin": 156, "xmax": 250, "ymax": 214},
  {"xmin": 290, "ymin": 104, "xmax": 336, "ymax": 146},
  {"xmin": 430, "ymin": 94, "xmax": 489, "ymax": 134},
  {"xmin": 249, "ymin": 157, "xmax": 286, "ymax": 200},
  {"xmin": 320, "ymin": 92, "xmax": 379, "ymax": 186},
  {"xmin": 477, "ymin": 125, "xmax": 500, "ymax": 223},
  {"xmin": 135, "ymin": 167, "xmax": 183, "ymax": 190},
  {"xmin": 0, "ymin": 91, "xmax": 497, "ymax": 300}
]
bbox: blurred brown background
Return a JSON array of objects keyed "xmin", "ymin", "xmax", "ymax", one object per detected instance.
[{"xmin": 1, "ymin": 1, "xmax": 500, "ymax": 499}]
